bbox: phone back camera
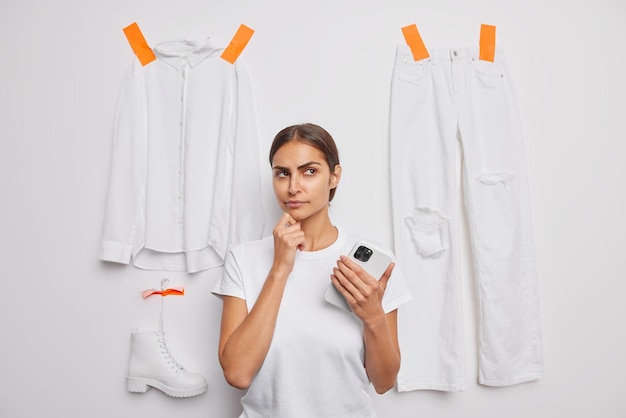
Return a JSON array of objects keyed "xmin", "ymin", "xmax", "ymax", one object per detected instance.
[{"xmin": 354, "ymin": 246, "xmax": 373, "ymax": 262}]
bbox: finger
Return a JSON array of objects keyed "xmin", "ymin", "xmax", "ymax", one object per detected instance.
[
  {"xmin": 276, "ymin": 212, "xmax": 294, "ymax": 229},
  {"xmin": 378, "ymin": 262, "xmax": 395, "ymax": 289},
  {"xmin": 278, "ymin": 228, "xmax": 305, "ymax": 250},
  {"xmin": 278, "ymin": 212, "xmax": 290, "ymax": 223},
  {"xmin": 332, "ymin": 266, "xmax": 366, "ymax": 301},
  {"xmin": 337, "ymin": 256, "xmax": 376, "ymax": 287},
  {"xmin": 284, "ymin": 212, "xmax": 298, "ymax": 228},
  {"xmin": 274, "ymin": 213, "xmax": 289, "ymax": 234},
  {"xmin": 275, "ymin": 220, "xmax": 302, "ymax": 240},
  {"xmin": 339, "ymin": 255, "xmax": 359, "ymax": 271},
  {"xmin": 337, "ymin": 256, "xmax": 359, "ymax": 277},
  {"xmin": 330, "ymin": 273, "xmax": 358, "ymax": 306},
  {"xmin": 283, "ymin": 221, "xmax": 302, "ymax": 236},
  {"xmin": 335, "ymin": 259, "xmax": 362, "ymax": 287},
  {"xmin": 287, "ymin": 214, "xmax": 298, "ymax": 227},
  {"xmin": 292, "ymin": 231, "xmax": 306, "ymax": 251}
]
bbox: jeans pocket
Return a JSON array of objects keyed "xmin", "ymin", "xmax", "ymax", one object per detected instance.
[
  {"xmin": 469, "ymin": 59, "xmax": 508, "ymax": 120},
  {"xmin": 398, "ymin": 59, "xmax": 431, "ymax": 85},
  {"xmin": 394, "ymin": 59, "xmax": 432, "ymax": 105},
  {"xmin": 472, "ymin": 60, "xmax": 505, "ymax": 89},
  {"xmin": 404, "ymin": 207, "xmax": 448, "ymax": 258}
]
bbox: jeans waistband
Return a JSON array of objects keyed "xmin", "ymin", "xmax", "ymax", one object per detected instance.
[{"xmin": 395, "ymin": 44, "xmax": 506, "ymax": 63}]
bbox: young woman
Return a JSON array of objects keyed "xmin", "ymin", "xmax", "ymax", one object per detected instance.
[{"xmin": 212, "ymin": 123, "xmax": 411, "ymax": 417}]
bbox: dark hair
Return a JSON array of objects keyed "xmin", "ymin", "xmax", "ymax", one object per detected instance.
[{"xmin": 269, "ymin": 123, "xmax": 340, "ymax": 202}]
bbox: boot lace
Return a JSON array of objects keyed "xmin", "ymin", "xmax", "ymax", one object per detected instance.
[
  {"xmin": 158, "ymin": 332, "xmax": 184, "ymax": 372},
  {"xmin": 155, "ymin": 278, "xmax": 184, "ymax": 372}
]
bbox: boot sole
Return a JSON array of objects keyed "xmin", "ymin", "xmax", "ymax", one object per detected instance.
[{"xmin": 126, "ymin": 376, "xmax": 208, "ymax": 398}]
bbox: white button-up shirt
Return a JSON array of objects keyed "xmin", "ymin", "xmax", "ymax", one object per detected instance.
[{"xmin": 99, "ymin": 37, "xmax": 264, "ymax": 273}]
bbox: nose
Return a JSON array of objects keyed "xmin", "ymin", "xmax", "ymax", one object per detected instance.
[{"xmin": 288, "ymin": 174, "xmax": 300, "ymax": 196}]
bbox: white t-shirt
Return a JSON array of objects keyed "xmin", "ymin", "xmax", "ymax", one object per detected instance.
[{"xmin": 212, "ymin": 228, "xmax": 412, "ymax": 418}]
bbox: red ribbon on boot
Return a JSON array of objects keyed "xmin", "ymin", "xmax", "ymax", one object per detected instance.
[
  {"xmin": 142, "ymin": 278, "xmax": 184, "ymax": 299},
  {"xmin": 142, "ymin": 287, "xmax": 184, "ymax": 299}
]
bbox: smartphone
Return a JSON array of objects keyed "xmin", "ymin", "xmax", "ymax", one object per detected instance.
[{"xmin": 323, "ymin": 241, "xmax": 394, "ymax": 312}]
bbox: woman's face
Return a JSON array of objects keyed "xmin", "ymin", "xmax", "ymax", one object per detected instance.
[{"xmin": 271, "ymin": 140, "xmax": 340, "ymax": 222}]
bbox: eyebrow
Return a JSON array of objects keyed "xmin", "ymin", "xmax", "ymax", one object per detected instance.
[{"xmin": 272, "ymin": 161, "xmax": 323, "ymax": 171}]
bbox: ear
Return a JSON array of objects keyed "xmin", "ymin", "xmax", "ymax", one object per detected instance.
[{"xmin": 330, "ymin": 164, "xmax": 342, "ymax": 188}]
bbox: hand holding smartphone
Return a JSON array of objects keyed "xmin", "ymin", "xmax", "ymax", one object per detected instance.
[{"xmin": 324, "ymin": 241, "xmax": 394, "ymax": 312}]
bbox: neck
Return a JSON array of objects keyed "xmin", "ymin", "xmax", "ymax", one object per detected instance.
[{"xmin": 299, "ymin": 209, "xmax": 337, "ymax": 252}]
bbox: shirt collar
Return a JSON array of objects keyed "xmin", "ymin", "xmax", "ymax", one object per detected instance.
[{"xmin": 154, "ymin": 37, "xmax": 222, "ymax": 71}]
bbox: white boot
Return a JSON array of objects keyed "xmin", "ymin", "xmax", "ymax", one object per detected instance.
[{"xmin": 126, "ymin": 329, "xmax": 208, "ymax": 397}]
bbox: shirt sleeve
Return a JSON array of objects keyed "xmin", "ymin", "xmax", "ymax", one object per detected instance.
[
  {"xmin": 212, "ymin": 246, "xmax": 246, "ymax": 300},
  {"xmin": 227, "ymin": 61, "xmax": 265, "ymax": 246},
  {"xmin": 98, "ymin": 61, "xmax": 147, "ymax": 264}
]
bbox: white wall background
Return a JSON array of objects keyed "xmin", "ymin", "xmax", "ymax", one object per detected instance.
[{"xmin": 1, "ymin": 0, "xmax": 625, "ymax": 417}]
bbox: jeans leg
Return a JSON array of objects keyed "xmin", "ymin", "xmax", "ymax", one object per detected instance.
[
  {"xmin": 391, "ymin": 46, "xmax": 466, "ymax": 392},
  {"xmin": 456, "ymin": 49, "xmax": 544, "ymax": 386}
]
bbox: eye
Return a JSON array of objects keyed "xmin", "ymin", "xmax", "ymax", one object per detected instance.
[
  {"xmin": 304, "ymin": 168, "xmax": 316, "ymax": 175},
  {"xmin": 274, "ymin": 170, "xmax": 289, "ymax": 178}
]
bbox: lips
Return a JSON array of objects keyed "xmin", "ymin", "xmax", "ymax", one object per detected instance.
[{"xmin": 286, "ymin": 200, "xmax": 305, "ymax": 209}]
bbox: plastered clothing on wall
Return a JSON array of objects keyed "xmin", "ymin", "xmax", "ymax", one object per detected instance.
[
  {"xmin": 390, "ymin": 45, "xmax": 544, "ymax": 391},
  {"xmin": 99, "ymin": 37, "xmax": 265, "ymax": 273}
]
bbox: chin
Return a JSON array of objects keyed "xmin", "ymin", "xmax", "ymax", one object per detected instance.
[
  {"xmin": 283, "ymin": 207, "xmax": 307, "ymax": 222},
  {"xmin": 286, "ymin": 211, "xmax": 303, "ymax": 221}
]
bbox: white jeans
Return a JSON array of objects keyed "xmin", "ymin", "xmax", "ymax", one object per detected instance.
[{"xmin": 390, "ymin": 45, "xmax": 544, "ymax": 392}]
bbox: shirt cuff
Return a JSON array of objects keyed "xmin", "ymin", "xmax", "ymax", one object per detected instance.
[{"xmin": 99, "ymin": 240, "xmax": 132, "ymax": 264}]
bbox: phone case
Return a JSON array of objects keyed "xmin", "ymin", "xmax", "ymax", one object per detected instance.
[{"xmin": 323, "ymin": 241, "xmax": 394, "ymax": 312}]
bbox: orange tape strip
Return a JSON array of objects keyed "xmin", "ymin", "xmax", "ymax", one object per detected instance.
[
  {"xmin": 479, "ymin": 24, "xmax": 496, "ymax": 62},
  {"xmin": 221, "ymin": 24, "xmax": 255, "ymax": 64},
  {"xmin": 123, "ymin": 22, "xmax": 156, "ymax": 66},
  {"xmin": 142, "ymin": 288, "xmax": 185, "ymax": 299},
  {"xmin": 401, "ymin": 24, "xmax": 430, "ymax": 61}
]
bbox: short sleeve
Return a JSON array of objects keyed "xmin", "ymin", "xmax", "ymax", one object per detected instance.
[{"xmin": 211, "ymin": 247, "xmax": 245, "ymax": 300}]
